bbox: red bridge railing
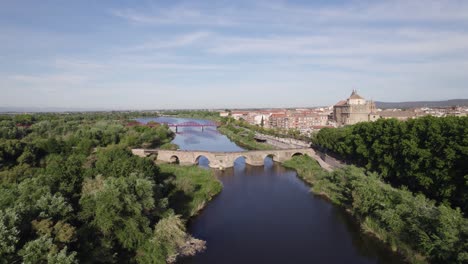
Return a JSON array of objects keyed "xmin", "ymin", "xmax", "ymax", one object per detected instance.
[
  {"xmin": 162, "ymin": 121, "xmax": 219, "ymax": 127},
  {"xmin": 127, "ymin": 121, "xmax": 219, "ymax": 128}
]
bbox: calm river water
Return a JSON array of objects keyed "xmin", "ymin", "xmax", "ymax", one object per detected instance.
[{"xmin": 138, "ymin": 117, "xmax": 404, "ymax": 264}]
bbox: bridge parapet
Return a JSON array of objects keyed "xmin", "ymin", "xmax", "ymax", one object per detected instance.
[{"xmin": 131, "ymin": 149, "xmax": 147, "ymax": 158}]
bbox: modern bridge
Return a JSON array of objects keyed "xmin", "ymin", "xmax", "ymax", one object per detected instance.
[{"xmin": 132, "ymin": 148, "xmax": 333, "ymax": 171}]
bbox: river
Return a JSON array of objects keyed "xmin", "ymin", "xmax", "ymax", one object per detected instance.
[{"xmin": 138, "ymin": 117, "xmax": 404, "ymax": 264}]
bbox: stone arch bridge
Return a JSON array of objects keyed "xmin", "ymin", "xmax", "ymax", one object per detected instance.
[{"xmin": 132, "ymin": 148, "xmax": 332, "ymax": 171}]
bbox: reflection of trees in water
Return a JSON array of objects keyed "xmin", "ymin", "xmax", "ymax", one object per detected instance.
[{"xmin": 332, "ymin": 206, "xmax": 405, "ymax": 264}]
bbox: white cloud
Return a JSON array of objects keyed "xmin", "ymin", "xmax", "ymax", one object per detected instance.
[
  {"xmin": 125, "ymin": 31, "xmax": 212, "ymax": 51},
  {"xmin": 110, "ymin": 6, "xmax": 235, "ymax": 26},
  {"xmin": 206, "ymin": 29, "xmax": 468, "ymax": 57}
]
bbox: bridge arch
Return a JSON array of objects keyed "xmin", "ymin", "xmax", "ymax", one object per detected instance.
[
  {"xmin": 263, "ymin": 153, "xmax": 277, "ymax": 162},
  {"xmin": 195, "ymin": 155, "xmax": 211, "ymax": 167},
  {"xmin": 170, "ymin": 155, "xmax": 180, "ymax": 164},
  {"xmin": 291, "ymin": 152, "xmax": 306, "ymax": 158},
  {"xmin": 233, "ymin": 155, "xmax": 248, "ymax": 164}
]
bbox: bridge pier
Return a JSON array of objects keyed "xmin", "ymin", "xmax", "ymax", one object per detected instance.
[
  {"xmin": 244, "ymin": 155, "xmax": 265, "ymax": 166},
  {"xmin": 209, "ymin": 160, "xmax": 234, "ymax": 170}
]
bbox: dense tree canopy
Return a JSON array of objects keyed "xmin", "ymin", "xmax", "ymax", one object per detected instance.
[
  {"xmin": 313, "ymin": 116, "xmax": 468, "ymax": 214},
  {"xmin": 0, "ymin": 112, "xmax": 220, "ymax": 263}
]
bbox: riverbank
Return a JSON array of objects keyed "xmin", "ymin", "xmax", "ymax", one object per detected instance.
[
  {"xmin": 283, "ymin": 155, "xmax": 467, "ymax": 264},
  {"xmin": 159, "ymin": 163, "xmax": 223, "ymax": 218},
  {"xmin": 156, "ymin": 163, "xmax": 223, "ymax": 263},
  {"xmin": 217, "ymin": 125, "xmax": 276, "ymax": 150}
]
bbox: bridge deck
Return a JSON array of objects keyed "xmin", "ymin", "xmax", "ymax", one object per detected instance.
[{"xmin": 133, "ymin": 148, "xmax": 333, "ymax": 171}]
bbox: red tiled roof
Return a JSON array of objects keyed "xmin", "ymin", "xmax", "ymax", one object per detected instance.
[
  {"xmin": 270, "ymin": 113, "xmax": 286, "ymax": 118},
  {"xmin": 335, "ymin": 100, "xmax": 347, "ymax": 106}
]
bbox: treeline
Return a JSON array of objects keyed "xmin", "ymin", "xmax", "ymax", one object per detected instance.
[
  {"xmin": 160, "ymin": 110, "xmax": 221, "ymax": 121},
  {"xmin": 0, "ymin": 113, "xmax": 221, "ymax": 263},
  {"xmin": 284, "ymin": 155, "xmax": 467, "ymax": 264},
  {"xmin": 312, "ymin": 116, "xmax": 468, "ymax": 214}
]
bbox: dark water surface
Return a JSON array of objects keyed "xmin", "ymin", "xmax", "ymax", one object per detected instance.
[{"xmin": 138, "ymin": 117, "xmax": 404, "ymax": 264}]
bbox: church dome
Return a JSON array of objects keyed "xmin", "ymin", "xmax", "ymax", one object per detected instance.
[{"xmin": 349, "ymin": 89, "xmax": 364, "ymax": 100}]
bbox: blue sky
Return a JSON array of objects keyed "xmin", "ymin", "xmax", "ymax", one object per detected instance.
[{"xmin": 1, "ymin": 0, "xmax": 468, "ymax": 109}]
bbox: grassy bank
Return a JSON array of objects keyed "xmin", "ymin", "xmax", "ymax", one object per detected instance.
[
  {"xmin": 159, "ymin": 142, "xmax": 179, "ymax": 150},
  {"xmin": 218, "ymin": 125, "xmax": 276, "ymax": 150},
  {"xmin": 160, "ymin": 110, "xmax": 221, "ymax": 122},
  {"xmin": 283, "ymin": 155, "xmax": 468, "ymax": 264},
  {"xmin": 159, "ymin": 163, "xmax": 223, "ymax": 218}
]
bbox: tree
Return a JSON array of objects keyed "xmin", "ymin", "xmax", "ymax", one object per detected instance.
[
  {"xmin": 18, "ymin": 235, "xmax": 77, "ymax": 264},
  {"xmin": 312, "ymin": 116, "xmax": 468, "ymax": 214},
  {"xmin": 93, "ymin": 146, "xmax": 159, "ymax": 181},
  {"xmin": 0, "ymin": 209, "xmax": 19, "ymax": 263},
  {"xmin": 79, "ymin": 174, "xmax": 155, "ymax": 253}
]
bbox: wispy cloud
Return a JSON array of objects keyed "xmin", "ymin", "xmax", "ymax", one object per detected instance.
[
  {"xmin": 206, "ymin": 30, "xmax": 468, "ymax": 57},
  {"xmin": 125, "ymin": 31, "xmax": 212, "ymax": 51},
  {"xmin": 110, "ymin": 5, "xmax": 235, "ymax": 26},
  {"xmin": 262, "ymin": 0, "xmax": 468, "ymax": 23},
  {"xmin": 111, "ymin": 0, "xmax": 468, "ymax": 28}
]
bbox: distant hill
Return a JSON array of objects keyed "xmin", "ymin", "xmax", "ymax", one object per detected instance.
[{"xmin": 375, "ymin": 99, "xmax": 468, "ymax": 109}]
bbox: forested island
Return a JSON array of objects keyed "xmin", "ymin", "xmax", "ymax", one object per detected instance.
[{"xmin": 0, "ymin": 112, "xmax": 221, "ymax": 263}]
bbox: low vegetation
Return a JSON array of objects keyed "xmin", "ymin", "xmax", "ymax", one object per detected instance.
[
  {"xmin": 159, "ymin": 163, "xmax": 222, "ymax": 218},
  {"xmin": 284, "ymin": 155, "xmax": 468, "ymax": 264},
  {"xmin": 218, "ymin": 125, "xmax": 276, "ymax": 150}
]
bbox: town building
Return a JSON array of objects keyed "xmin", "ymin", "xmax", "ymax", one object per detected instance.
[
  {"xmin": 333, "ymin": 90, "xmax": 377, "ymax": 126},
  {"xmin": 379, "ymin": 109, "xmax": 418, "ymax": 120},
  {"xmin": 268, "ymin": 113, "xmax": 289, "ymax": 129}
]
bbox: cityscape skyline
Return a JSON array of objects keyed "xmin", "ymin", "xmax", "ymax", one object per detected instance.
[{"xmin": 2, "ymin": 0, "xmax": 468, "ymax": 109}]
